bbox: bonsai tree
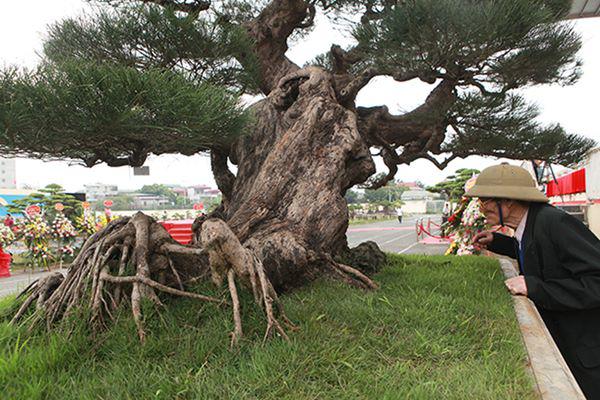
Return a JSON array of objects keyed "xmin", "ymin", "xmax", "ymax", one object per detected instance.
[
  {"xmin": 427, "ymin": 168, "xmax": 481, "ymax": 202},
  {"xmin": 7, "ymin": 184, "xmax": 82, "ymax": 223},
  {"xmin": 2, "ymin": 0, "xmax": 596, "ymax": 343}
]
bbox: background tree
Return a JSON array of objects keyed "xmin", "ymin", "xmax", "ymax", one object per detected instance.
[
  {"xmin": 92, "ymin": 194, "xmax": 135, "ymax": 211},
  {"xmin": 363, "ymin": 184, "xmax": 407, "ymax": 204},
  {"xmin": 358, "ymin": 173, "xmax": 408, "ymax": 211},
  {"xmin": 139, "ymin": 184, "xmax": 178, "ymax": 204},
  {"xmin": 174, "ymin": 195, "xmax": 192, "ymax": 208},
  {"xmin": 344, "ymin": 189, "xmax": 361, "ymax": 204},
  {"xmin": 427, "ymin": 168, "xmax": 481, "ymax": 202},
  {"xmin": 2, "ymin": 0, "xmax": 597, "ymax": 343}
]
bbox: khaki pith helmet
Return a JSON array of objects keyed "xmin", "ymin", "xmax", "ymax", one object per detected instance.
[{"xmin": 464, "ymin": 164, "xmax": 548, "ymax": 203}]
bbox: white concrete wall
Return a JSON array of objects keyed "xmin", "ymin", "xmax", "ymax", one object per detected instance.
[
  {"xmin": 588, "ymin": 204, "xmax": 600, "ymax": 239},
  {"xmin": 112, "ymin": 209, "xmax": 197, "ymax": 220},
  {"xmin": 401, "ymin": 200, "xmax": 427, "ymax": 214},
  {"xmin": 84, "ymin": 184, "xmax": 119, "ymax": 201},
  {"xmin": 585, "ymin": 149, "xmax": 600, "ymax": 200}
]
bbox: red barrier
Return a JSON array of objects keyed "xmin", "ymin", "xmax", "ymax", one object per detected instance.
[
  {"xmin": 159, "ymin": 220, "xmax": 194, "ymax": 245},
  {"xmin": 416, "ymin": 220, "xmax": 449, "ymax": 240},
  {"xmin": 0, "ymin": 248, "xmax": 11, "ymax": 277},
  {"xmin": 546, "ymin": 168, "xmax": 586, "ymax": 196},
  {"xmin": 429, "ymin": 218, "xmax": 442, "ymax": 228}
]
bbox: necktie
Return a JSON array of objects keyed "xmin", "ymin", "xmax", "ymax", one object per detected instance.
[{"xmin": 518, "ymin": 238, "xmax": 525, "ymax": 274}]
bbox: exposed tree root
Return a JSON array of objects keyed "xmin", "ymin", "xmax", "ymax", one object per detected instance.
[
  {"xmin": 11, "ymin": 272, "xmax": 64, "ymax": 324},
  {"xmin": 227, "ymin": 269, "xmax": 243, "ymax": 346},
  {"xmin": 11, "ymin": 213, "xmax": 380, "ymax": 347},
  {"xmin": 199, "ymin": 219, "xmax": 380, "ymax": 345},
  {"xmin": 10, "ymin": 213, "xmax": 216, "ymax": 342},
  {"xmin": 200, "ymin": 219, "xmax": 297, "ymax": 346},
  {"xmin": 331, "ymin": 261, "xmax": 379, "ymax": 290}
]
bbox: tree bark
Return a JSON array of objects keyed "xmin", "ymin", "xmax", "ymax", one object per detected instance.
[{"xmin": 198, "ymin": 67, "xmax": 381, "ymax": 292}]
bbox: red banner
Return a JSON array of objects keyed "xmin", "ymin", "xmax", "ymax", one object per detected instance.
[{"xmin": 546, "ymin": 168, "xmax": 586, "ymax": 197}]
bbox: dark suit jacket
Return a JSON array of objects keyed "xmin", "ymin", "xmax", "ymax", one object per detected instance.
[{"xmin": 488, "ymin": 203, "xmax": 600, "ymax": 399}]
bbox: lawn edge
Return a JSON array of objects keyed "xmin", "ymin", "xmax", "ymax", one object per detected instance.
[{"xmin": 497, "ymin": 258, "xmax": 585, "ymax": 400}]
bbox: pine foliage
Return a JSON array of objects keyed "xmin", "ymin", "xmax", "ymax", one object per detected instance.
[
  {"xmin": 44, "ymin": 4, "xmax": 260, "ymax": 92},
  {"xmin": 0, "ymin": 61, "xmax": 249, "ymax": 166},
  {"xmin": 444, "ymin": 93, "xmax": 595, "ymax": 165},
  {"xmin": 0, "ymin": 0, "xmax": 595, "ymax": 167},
  {"xmin": 346, "ymin": 0, "xmax": 593, "ymax": 164}
]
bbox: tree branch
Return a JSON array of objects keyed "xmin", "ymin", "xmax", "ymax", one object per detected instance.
[
  {"xmin": 367, "ymin": 150, "xmax": 460, "ymax": 189},
  {"xmin": 420, "ymin": 153, "xmax": 459, "ymax": 170},
  {"xmin": 357, "ymin": 79, "xmax": 456, "ymax": 147},
  {"xmin": 336, "ymin": 66, "xmax": 419, "ymax": 105},
  {"xmin": 358, "ymin": 80, "xmax": 458, "ymax": 188},
  {"xmin": 243, "ymin": 0, "xmax": 313, "ymax": 94},
  {"xmin": 82, "ymin": 147, "xmax": 149, "ymax": 168},
  {"xmin": 359, "ymin": 0, "xmax": 398, "ymax": 23},
  {"xmin": 330, "ymin": 44, "xmax": 364, "ymax": 75},
  {"xmin": 297, "ymin": 4, "xmax": 316, "ymax": 28},
  {"xmin": 211, "ymin": 148, "xmax": 236, "ymax": 201},
  {"xmin": 137, "ymin": 0, "xmax": 211, "ymax": 14}
]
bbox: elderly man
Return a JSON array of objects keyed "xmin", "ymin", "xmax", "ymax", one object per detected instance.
[{"xmin": 469, "ymin": 164, "xmax": 600, "ymax": 399}]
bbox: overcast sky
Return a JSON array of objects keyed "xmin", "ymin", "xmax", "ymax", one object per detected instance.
[{"xmin": 1, "ymin": 1, "xmax": 599, "ymax": 191}]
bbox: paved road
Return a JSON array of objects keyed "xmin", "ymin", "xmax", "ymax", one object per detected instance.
[
  {"xmin": 0, "ymin": 216, "xmax": 448, "ymax": 298},
  {"xmin": 0, "ymin": 268, "xmax": 68, "ymax": 298},
  {"xmin": 347, "ymin": 215, "xmax": 449, "ymax": 255}
]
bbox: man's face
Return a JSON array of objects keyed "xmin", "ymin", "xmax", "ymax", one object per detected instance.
[{"xmin": 479, "ymin": 198, "xmax": 501, "ymax": 225}]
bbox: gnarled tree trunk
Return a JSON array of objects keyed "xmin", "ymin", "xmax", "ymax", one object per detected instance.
[
  {"xmin": 189, "ymin": 67, "xmax": 385, "ymax": 344},
  {"xmin": 203, "ymin": 67, "xmax": 378, "ymax": 291}
]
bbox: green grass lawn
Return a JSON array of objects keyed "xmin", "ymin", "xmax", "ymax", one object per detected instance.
[{"xmin": 0, "ymin": 254, "xmax": 535, "ymax": 400}]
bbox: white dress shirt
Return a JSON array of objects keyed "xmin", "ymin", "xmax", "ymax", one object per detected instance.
[{"xmin": 514, "ymin": 208, "xmax": 529, "ymax": 246}]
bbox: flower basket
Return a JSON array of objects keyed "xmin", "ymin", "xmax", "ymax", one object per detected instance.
[{"xmin": 0, "ymin": 247, "xmax": 11, "ymax": 277}]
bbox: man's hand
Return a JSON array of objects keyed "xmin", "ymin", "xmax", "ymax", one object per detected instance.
[
  {"xmin": 472, "ymin": 231, "xmax": 493, "ymax": 251},
  {"xmin": 505, "ymin": 276, "xmax": 528, "ymax": 296}
]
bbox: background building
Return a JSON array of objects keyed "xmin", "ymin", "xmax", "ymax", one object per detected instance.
[
  {"xmin": 130, "ymin": 193, "xmax": 171, "ymax": 209},
  {"xmin": 0, "ymin": 157, "xmax": 16, "ymax": 189},
  {"xmin": 400, "ymin": 188, "xmax": 443, "ymax": 214},
  {"xmin": 187, "ymin": 185, "xmax": 221, "ymax": 201},
  {"xmin": 529, "ymin": 148, "xmax": 600, "ymax": 239},
  {"xmin": 83, "ymin": 183, "xmax": 119, "ymax": 201},
  {"xmin": 396, "ymin": 181, "xmax": 422, "ymax": 190}
]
